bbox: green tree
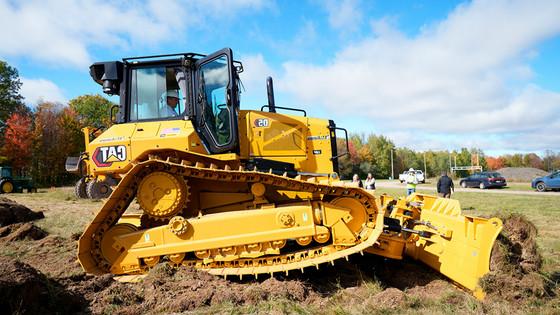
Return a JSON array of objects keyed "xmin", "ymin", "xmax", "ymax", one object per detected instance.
[
  {"xmin": 68, "ymin": 94, "xmax": 116, "ymax": 128},
  {"xmin": 364, "ymin": 134, "xmax": 395, "ymax": 179},
  {"xmin": 395, "ymin": 148, "xmax": 422, "ymax": 176},
  {"xmin": 0, "ymin": 61, "xmax": 27, "ymax": 128}
]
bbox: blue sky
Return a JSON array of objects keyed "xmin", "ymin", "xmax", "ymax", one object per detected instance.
[{"xmin": 1, "ymin": 0, "xmax": 559, "ymax": 156}]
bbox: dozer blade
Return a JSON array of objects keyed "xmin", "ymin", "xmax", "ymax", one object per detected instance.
[{"xmin": 402, "ymin": 194, "xmax": 502, "ymax": 298}]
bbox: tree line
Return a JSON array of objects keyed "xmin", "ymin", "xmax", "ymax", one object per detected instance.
[
  {"xmin": 0, "ymin": 61, "xmax": 114, "ymax": 186},
  {"xmin": 336, "ymin": 134, "xmax": 489, "ymax": 180},
  {"xmin": 336, "ymin": 134, "xmax": 560, "ymax": 180}
]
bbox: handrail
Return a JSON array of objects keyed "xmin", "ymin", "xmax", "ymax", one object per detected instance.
[
  {"xmin": 330, "ymin": 127, "xmax": 349, "ymax": 160},
  {"xmin": 260, "ymin": 105, "xmax": 307, "ymax": 117}
]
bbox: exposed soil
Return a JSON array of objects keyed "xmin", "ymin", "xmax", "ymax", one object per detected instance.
[
  {"xmin": 369, "ymin": 288, "xmax": 406, "ymax": 309},
  {"xmin": 0, "ymin": 195, "xmax": 554, "ymax": 314},
  {"xmin": 0, "ymin": 197, "xmax": 44, "ymax": 226},
  {"xmin": 0, "ymin": 222, "xmax": 47, "ymax": 241},
  {"xmin": 0, "ymin": 257, "xmax": 85, "ymax": 314},
  {"xmin": 59, "ymin": 263, "xmax": 318, "ymax": 314},
  {"xmin": 481, "ymin": 214, "xmax": 549, "ymax": 301}
]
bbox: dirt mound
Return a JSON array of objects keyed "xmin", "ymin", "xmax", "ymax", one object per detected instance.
[
  {"xmin": 481, "ymin": 214, "xmax": 548, "ymax": 301},
  {"xmin": 21, "ymin": 236, "xmax": 83, "ymax": 278},
  {"xmin": 0, "ymin": 257, "xmax": 85, "ymax": 314},
  {"xmin": 0, "ymin": 222, "xmax": 47, "ymax": 241},
  {"xmin": 369, "ymin": 288, "xmax": 406, "ymax": 309},
  {"xmin": 496, "ymin": 167, "xmax": 548, "ymax": 182},
  {"xmin": 0, "ymin": 197, "xmax": 44, "ymax": 226},
  {"xmin": 65, "ymin": 264, "xmax": 317, "ymax": 314}
]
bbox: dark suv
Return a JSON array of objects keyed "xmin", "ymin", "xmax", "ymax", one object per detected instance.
[{"xmin": 459, "ymin": 172, "xmax": 507, "ymax": 189}]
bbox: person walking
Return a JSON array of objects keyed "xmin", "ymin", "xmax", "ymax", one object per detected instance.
[
  {"xmin": 405, "ymin": 168, "xmax": 418, "ymax": 196},
  {"xmin": 364, "ymin": 173, "xmax": 376, "ymax": 190},
  {"xmin": 437, "ymin": 171, "xmax": 454, "ymax": 198},
  {"xmin": 352, "ymin": 174, "xmax": 363, "ymax": 188}
]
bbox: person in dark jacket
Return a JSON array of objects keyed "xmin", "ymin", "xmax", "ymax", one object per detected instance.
[{"xmin": 437, "ymin": 171, "xmax": 454, "ymax": 198}]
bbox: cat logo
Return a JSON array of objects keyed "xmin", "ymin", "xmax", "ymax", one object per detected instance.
[{"xmin": 92, "ymin": 145, "xmax": 127, "ymax": 167}]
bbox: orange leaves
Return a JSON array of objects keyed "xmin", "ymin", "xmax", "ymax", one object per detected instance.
[{"xmin": 2, "ymin": 112, "xmax": 32, "ymax": 171}]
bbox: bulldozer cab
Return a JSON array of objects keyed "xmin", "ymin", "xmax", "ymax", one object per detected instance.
[{"xmin": 90, "ymin": 48, "xmax": 240, "ymax": 154}]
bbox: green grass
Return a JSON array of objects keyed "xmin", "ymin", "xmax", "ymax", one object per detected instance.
[
  {"xmin": 500, "ymin": 182, "xmax": 535, "ymax": 191},
  {"xmin": 5, "ymin": 187, "xmax": 100, "ymax": 238}
]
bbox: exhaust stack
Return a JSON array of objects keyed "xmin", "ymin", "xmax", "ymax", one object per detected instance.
[{"xmin": 266, "ymin": 76, "xmax": 276, "ymax": 113}]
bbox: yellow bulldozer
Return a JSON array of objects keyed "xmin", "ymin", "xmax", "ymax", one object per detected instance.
[{"xmin": 76, "ymin": 48, "xmax": 502, "ymax": 298}]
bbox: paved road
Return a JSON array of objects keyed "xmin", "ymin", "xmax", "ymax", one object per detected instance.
[{"xmin": 374, "ymin": 180, "xmax": 560, "ymax": 197}]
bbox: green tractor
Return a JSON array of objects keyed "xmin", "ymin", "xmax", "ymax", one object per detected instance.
[{"xmin": 0, "ymin": 166, "xmax": 36, "ymax": 194}]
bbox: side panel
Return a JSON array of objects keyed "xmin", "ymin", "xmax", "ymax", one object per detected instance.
[
  {"xmin": 88, "ymin": 120, "xmax": 208, "ymax": 176},
  {"xmin": 239, "ymin": 110, "xmax": 335, "ymax": 175},
  {"xmin": 129, "ymin": 120, "xmax": 206, "ymax": 157},
  {"xmin": 88, "ymin": 124, "xmax": 136, "ymax": 175}
]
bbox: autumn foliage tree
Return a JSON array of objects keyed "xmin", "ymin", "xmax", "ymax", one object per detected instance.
[
  {"xmin": 1, "ymin": 112, "xmax": 33, "ymax": 173},
  {"xmin": 485, "ymin": 156, "xmax": 505, "ymax": 170}
]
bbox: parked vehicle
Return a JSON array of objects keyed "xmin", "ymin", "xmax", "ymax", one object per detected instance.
[
  {"xmin": 0, "ymin": 166, "xmax": 36, "ymax": 193},
  {"xmin": 459, "ymin": 172, "xmax": 506, "ymax": 189},
  {"xmin": 399, "ymin": 170, "xmax": 425, "ymax": 183},
  {"xmin": 531, "ymin": 170, "xmax": 560, "ymax": 192}
]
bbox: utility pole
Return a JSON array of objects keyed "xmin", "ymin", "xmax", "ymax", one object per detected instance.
[
  {"xmin": 391, "ymin": 148, "xmax": 394, "ymax": 180},
  {"xmin": 423, "ymin": 152, "xmax": 427, "ymax": 176}
]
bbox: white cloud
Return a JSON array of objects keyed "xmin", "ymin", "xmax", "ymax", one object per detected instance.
[
  {"xmin": 20, "ymin": 78, "xmax": 67, "ymax": 106},
  {"xmin": 0, "ymin": 0, "xmax": 269, "ymax": 68},
  {"xmin": 279, "ymin": 0, "xmax": 560, "ymax": 151},
  {"xmin": 322, "ymin": 0, "xmax": 363, "ymax": 33},
  {"xmin": 237, "ymin": 53, "xmax": 276, "ymax": 109},
  {"xmin": 239, "ymin": 54, "xmax": 275, "ymax": 89}
]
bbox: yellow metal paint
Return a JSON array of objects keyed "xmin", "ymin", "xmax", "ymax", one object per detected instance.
[
  {"xmin": 137, "ymin": 171, "xmax": 187, "ymax": 218},
  {"xmin": 100, "ymin": 223, "xmax": 138, "ymax": 265},
  {"xmin": 75, "ymin": 102, "xmax": 503, "ymax": 300},
  {"xmin": 370, "ymin": 193, "xmax": 502, "ymax": 298},
  {"xmin": 110, "ymin": 202, "xmax": 323, "ymax": 273},
  {"xmin": 239, "ymin": 110, "xmax": 335, "ymax": 176}
]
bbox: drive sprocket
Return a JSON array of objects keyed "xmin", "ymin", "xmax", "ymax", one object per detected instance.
[{"xmin": 137, "ymin": 171, "xmax": 189, "ymax": 219}]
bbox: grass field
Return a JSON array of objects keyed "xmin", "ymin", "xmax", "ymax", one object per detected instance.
[{"xmin": 3, "ymin": 187, "xmax": 560, "ymax": 314}]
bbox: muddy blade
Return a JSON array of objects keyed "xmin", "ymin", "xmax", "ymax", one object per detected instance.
[{"xmin": 404, "ymin": 195, "xmax": 503, "ymax": 298}]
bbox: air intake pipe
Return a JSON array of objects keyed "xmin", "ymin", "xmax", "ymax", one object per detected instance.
[{"xmin": 266, "ymin": 76, "xmax": 276, "ymax": 113}]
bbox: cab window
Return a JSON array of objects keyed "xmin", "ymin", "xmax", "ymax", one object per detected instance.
[
  {"xmin": 1, "ymin": 168, "xmax": 10, "ymax": 178},
  {"xmin": 129, "ymin": 66, "xmax": 186, "ymax": 121},
  {"xmin": 198, "ymin": 55, "xmax": 231, "ymax": 146}
]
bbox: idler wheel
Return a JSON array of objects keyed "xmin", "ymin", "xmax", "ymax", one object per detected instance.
[
  {"xmin": 330, "ymin": 197, "xmax": 369, "ymax": 234},
  {"xmin": 100, "ymin": 223, "xmax": 138, "ymax": 265},
  {"xmin": 137, "ymin": 171, "xmax": 188, "ymax": 219}
]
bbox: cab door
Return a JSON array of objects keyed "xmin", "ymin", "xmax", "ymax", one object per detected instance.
[{"xmin": 193, "ymin": 48, "xmax": 239, "ymax": 154}]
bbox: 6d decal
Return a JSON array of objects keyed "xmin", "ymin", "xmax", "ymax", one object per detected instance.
[{"xmin": 92, "ymin": 145, "xmax": 127, "ymax": 167}]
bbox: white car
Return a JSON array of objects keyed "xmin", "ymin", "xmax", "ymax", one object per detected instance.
[{"xmin": 399, "ymin": 170, "xmax": 425, "ymax": 184}]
